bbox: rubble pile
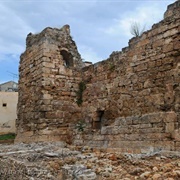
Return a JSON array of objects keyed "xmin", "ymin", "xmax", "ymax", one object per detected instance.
[{"xmin": 0, "ymin": 142, "xmax": 180, "ymax": 179}]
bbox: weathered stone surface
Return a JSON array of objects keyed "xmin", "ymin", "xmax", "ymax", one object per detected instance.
[
  {"xmin": 16, "ymin": 25, "xmax": 83, "ymax": 143},
  {"xmin": 16, "ymin": 0, "xmax": 180, "ymax": 153}
]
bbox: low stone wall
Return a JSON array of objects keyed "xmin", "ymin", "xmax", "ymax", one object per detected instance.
[{"xmin": 74, "ymin": 111, "xmax": 180, "ymax": 154}]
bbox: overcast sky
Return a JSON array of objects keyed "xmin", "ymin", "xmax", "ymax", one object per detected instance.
[{"xmin": 0, "ymin": 0, "xmax": 175, "ymax": 83}]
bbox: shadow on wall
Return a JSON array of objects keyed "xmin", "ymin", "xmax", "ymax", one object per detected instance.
[{"xmin": 60, "ymin": 49, "xmax": 74, "ymax": 68}]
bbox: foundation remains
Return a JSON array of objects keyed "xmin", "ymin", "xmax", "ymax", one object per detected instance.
[{"xmin": 16, "ymin": 1, "xmax": 180, "ymax": 154}]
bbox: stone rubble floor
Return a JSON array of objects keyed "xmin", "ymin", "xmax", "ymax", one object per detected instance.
[{"xmin": 0, "ymin": 142, "xmax": 180, "ymax": 180}]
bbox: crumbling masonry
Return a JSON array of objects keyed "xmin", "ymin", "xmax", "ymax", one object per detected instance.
[{"xmin": 16, "ymin": 1, "xmax": 180, "ymax": 154}]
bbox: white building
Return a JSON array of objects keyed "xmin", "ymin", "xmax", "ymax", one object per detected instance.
[
  {"xmin": 0, "ymin": 81, "xmax": 18, "ymax": 92},
  {"xmin": 0, "ymin": 92, "xmax": 18, "ymax": 134}
]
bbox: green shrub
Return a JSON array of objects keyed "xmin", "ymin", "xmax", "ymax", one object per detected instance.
[
  {"xmin": 75, "ymin": 120, "xmax": 86, "ymax": 132},
  {"xmin": 0, "ymin": 133, "xmax": 16, "ymax": 140}
]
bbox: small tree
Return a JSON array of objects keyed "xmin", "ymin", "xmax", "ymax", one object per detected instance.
[{"xmin": 130, "ymin": 22, "xmax": 145, "ymax": 37}]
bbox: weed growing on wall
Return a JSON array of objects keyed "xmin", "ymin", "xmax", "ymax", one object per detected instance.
[{"xmin": 75, "ymin": 120, "xmax": 86, "ymax": 132}]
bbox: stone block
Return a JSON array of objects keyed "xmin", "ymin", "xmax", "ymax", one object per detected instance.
[
  {"xmin": 108, "ymin": 140, "xmax": 154, "ymax": 151},
  {"xmin": 163, "ymin": 28, "xmax": 179, "ymax": 38},
  {"xmin": 42, "ymin": 67, "xmax": 51, "ymax": 74},
  {"xmin": 92, "ymin": 135, "xmax": 105, "ymax": 141},
  {"xmin": 105, "ymin": 134, "xmax": 124, "ymax": 141},
  {"xmin": 165, "ymin": 122, "xmax": 175, "ymax": 133},
  {"xmin": 135, "ymin": 63, "xmax": 148, "ymax": 72},
  {"xmin": 153, "ymin": 39, "xmax": 164, "ymax": 48},
  {"xmin": 171, "ymin": 129, "xmax": 180, "ymax": 141},
  {"xmin": 42, "ymin": 62, "xmax": 55, "ymax": 68},
  {"xmin": 101, "ymin": 126, "xmax": 117, "ymax": 135},
  {"xmin": 139, "ymin": 123, "xmax": 152, "ymax": 128},
  {"xmin": 163, "ymin": 111, "xmax": 177, "ymax": 123},
  {"xmin": 163, "ymin": 43, "xmax": 174, "ymax": 53},
  {"xmin": 174, "ymin": 39, "xmax": 180, "ymax": 50},
  {"xmin": 153, "ymin": 140, "xmax": 175, "ymax": 151},
  {"xmin": 139, "ymin": 128, "xmax": 164, "ymax": 134},
  {"xmin": 42, "ymin": 93, "xmax": 53, "ymax": 100},
  {"xmin": 124, "ymin": 133, "xmax": 143, "ymax": 141}
]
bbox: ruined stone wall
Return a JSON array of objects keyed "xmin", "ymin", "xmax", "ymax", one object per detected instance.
[
  {"xmin": 17, "ymin": 1, "xmax": 180, "ymax": 153},
  {"xmin": 74, "ymin": 1, "xmax": 180, "ymax": 153},
  {"xmin": 16, "ymin": 25, "xmax": 83, "ymax": 143}
]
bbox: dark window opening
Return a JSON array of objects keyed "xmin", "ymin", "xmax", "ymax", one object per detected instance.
[
  {"xmin": 2, "ymin": 103, "xmax": 7, "ymax": 107},
  {"xmin": 60, "ymin": 50, "xmax": 73, "ymax": 68},
  {"xmin": 92, "ymin": 110, "xmax": 104, "ymax": 129}
]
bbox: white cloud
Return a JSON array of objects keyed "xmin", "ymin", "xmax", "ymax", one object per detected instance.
[
  {"xmin": 104, "ymin": 1, "xmax": 174, "ymax": 39},
  {"xmin": 0, "ymin": 3, "xmax": 34, "ymax": 55},
  {"xmin": 78, "ymin": 45, "xmax": 102, "ymax": 63},
  {"xmin": 0, "ymin": 0, "xmax": 175, "ymax": 66},
  {"xmin": 0, "ymin": 53, "xmax": 19, "ymax": 64},
  {"xmin": 0, "ymin": 1, "xmax": 98, "ymax": 57}
]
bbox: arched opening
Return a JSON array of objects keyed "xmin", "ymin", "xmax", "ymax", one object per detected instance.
[{"xmin": 60, "ymin": 50, "xmax": 73, "ymax": 68}]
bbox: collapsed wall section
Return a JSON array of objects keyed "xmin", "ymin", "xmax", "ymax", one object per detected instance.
[
  {"xmin": 75, "ymin": 1, "xmax": 180, "ymax": 153},
  {"xmin": 16, "ymin": 25, "xmax": 83, "ymax": 143}
]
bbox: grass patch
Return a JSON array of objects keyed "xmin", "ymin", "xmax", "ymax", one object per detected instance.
[{"xmin": 0, "ymin": 133, "xmax": 16, "ymax": 141}]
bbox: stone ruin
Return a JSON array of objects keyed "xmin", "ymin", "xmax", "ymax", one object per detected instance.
[{"xmin": 16, "ymin": 1, "xmax": 180, "ymax": 154}]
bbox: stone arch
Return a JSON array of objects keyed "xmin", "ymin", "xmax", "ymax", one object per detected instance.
[{"xmin": 60, "ymin": 49, "xmax": 73, "ymax": 68}]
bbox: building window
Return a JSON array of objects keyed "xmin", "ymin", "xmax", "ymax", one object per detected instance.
[
  {"xmin": 2, "ymin": 103, "xmax": 7, "ymax": 107},
  {"xmin": 60, "ymin": 50, "xmax": 73, "ymax": 68},
  {"xmin": 92, "ymin": 110, "xmax": 104, "ymax": 129}
]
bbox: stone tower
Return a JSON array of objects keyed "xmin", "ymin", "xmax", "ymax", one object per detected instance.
[{"xmin": 16, "ymin": 25, "xmax": 83, "ymax": 142}]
